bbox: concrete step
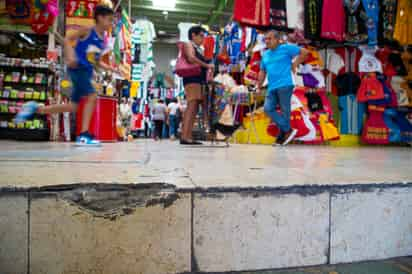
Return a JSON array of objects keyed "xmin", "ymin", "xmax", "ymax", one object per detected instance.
[{"xmin": 0, "ymin": 141, "xmax": 411, "ymax": 274}]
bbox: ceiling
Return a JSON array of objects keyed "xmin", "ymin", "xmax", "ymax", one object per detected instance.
[{"xmin": 125, "ymin": 0, "xmax": 233, "ymax": 40}]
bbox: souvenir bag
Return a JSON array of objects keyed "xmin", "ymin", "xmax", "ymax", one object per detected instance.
[
  {"xmin": 361, "ymin": 105, "xmax": 390, "ymax": 144},
  {"xmin": 174, "ymin": 42, "xmax": 201, "ymax": 78},
  {"xmin": 357, "ymin": 73, "xmax": 385, "ymax": 102},
  {"xmin": 319, "ymin": 113, "xmax": 340, "ymax": 141}
]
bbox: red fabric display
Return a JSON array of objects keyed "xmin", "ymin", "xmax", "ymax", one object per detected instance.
[
  {"xmin": 357, "ymin": 73, "xmax": 385, "ymax": 102},
  {"xmin": 203, "ymin": 36, "xmax": 215, "ymax": 61},
  {"xmin": 244, "ymin": 51, "xmax": 261, "ymax": 84},
  {"xmin": 362, "ymin": 105, "xmax": 390, "ymax": 144},
  {"xmin": 290, "ymin": 110, "xmax": 310, "ymax": 138},
  {"xmin": 233, "ymin": 0, "xmax": 270, "ymax": 27},
  {"xmin": 320, "ymin": 0, "xmax": 346, "ymax": 42}
]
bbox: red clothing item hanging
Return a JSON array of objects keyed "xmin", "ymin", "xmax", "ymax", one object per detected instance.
[
  {"xmin": 362, "ymin": 105, "xmax": 390, "ymax": 145},
  {"xmin": 203, "ymin": 36, "xmax": 215, "ymax": 61},
  {"xmin": 321, "ymin": 0, "xmax": 346, "ymax": 42},
  {"xmin": 233, "ymin": 0, "xmax": 270, "ymax": 27},
  {"xmin": 357, "ymin": 73, "xmax": 385, "ymax": 102}
]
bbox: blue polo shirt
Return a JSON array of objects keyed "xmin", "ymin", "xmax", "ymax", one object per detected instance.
[{"xmin": 260, "ymin": 44, "xmax": 301, "ymax": 91}]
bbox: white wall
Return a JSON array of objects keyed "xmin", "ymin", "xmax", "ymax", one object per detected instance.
[{"xmin": 153, "ymin": 42, "xmax": 178, "ymax": 77}]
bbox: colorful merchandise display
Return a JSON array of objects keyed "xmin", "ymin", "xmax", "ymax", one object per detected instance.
[{"xmin": 226, "ymin": 0, "xmax": 411, "ymax": 146}]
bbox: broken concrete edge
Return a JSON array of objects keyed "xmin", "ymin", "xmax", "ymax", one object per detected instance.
[
  {"xmin": 1, "ymin": 181, "xmax": 412, "ymax": 196},
  {"xmin": 1, "ymin": 182, "xmax": 411, "ymax": 219}
]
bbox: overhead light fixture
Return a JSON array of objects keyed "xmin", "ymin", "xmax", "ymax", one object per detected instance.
[
  {"xmin": 152, "ymin": 0, "xmax": 176, "ymax": 9},
  {"xmin": 162, "ymin": 10, "xmax": 168, "ymax": 15},
  {"xmin": 19, "ymin": 33, "xmax": 35, "ymax": 45},
  {"xmin": 158, "ymin": 30, "xmax": 167, "ymax": 35}
]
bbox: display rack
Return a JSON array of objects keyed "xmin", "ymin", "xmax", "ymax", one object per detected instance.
[{"xmin": 0, "ymin": 58, "xmax": 55, "ymax": 141}]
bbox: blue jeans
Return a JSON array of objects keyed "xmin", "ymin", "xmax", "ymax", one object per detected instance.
[
  {"xmin": 264, "ymin": 86, "xmax": 294, "ymax": 133},
  {"xmin": 169, "ymin": 115, "xmax": 178, "ymax": 137}
]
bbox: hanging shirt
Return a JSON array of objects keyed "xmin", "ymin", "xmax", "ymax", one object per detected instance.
[
  {"xmin": 203, "ymin": 36, "xmax": 215, "ymax": 61},
  {"xmin": 286, "ymin": 0, "xmax": 304, "ymax": 30},
  {"xmin": 358, "ymin": 46, "xmax": 383, "ymax": 73},
  {"xmin": 178, "ymin": 22, "xmax": 196, "ymax": 42},
  {"xmin": 260, "ymin": 43, "xmax": 301, "ymax": 91}
]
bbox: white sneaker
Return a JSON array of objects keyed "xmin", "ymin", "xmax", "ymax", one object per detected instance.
[{"xmin": 282, "ymin": 129, "xmax": 298, "ymax": 146}]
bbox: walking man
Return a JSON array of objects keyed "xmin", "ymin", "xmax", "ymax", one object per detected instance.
[{"xmin": 257, "ymin": 30, "xmax": 308, "ymax": 146}]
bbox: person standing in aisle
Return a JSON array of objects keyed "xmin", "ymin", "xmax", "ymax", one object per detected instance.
[
  {"xmin": 151, "ymin": 99, "xmax": 168, "ymax": 141},
  {"xmin": 15, "ymin": 5, "xmax": 116, "ymax": 146},
  {"xmin": 257, "ymin": 30, "xmax": 308, "ymax": 146},
  {"xmin": 119, "ymin": 98, "xmax": 132, "ymax": 140},
  {"xmin": 167, "ymin": 98, "xmax": 180, "ymax": 140},
  {"xmin": 180, "ymin": 26, "xmax": 214, "ymax": 145}
]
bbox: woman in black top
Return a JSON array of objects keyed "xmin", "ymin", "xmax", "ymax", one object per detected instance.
[{"xmin": 180, "ymin": 26, "xmax": 214, "ymax": 145}]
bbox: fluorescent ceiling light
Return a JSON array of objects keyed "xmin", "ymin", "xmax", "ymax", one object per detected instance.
[{"xmin": 152, "ymin": 0, "xmax": 176, "ymax": 9}]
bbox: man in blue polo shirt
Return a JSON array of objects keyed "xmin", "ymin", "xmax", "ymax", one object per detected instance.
[{"xmin": 257, "ymin": 30, "xmax": 308, "ymax": 146}]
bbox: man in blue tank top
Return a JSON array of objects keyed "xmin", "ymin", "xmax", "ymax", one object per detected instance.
[{"xmin": 16, "ymin": 5, "xmax": 115, "ymax": 146}]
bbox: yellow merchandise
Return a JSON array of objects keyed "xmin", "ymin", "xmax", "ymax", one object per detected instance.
[
  {"xmin": 394, "ymin": 0, "xmax": 412, "ymax": 45},
  {"xmin": 130, "ymin": 81, "xmax": 140, "ymax": 98}
]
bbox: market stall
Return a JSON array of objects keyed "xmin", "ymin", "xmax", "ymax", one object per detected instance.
[
  {"xmin": 204, "ymin": 0, "xmax": 412, "ymax": 146},
  {"xmin": 0, "ymin": 1, "xmax": 61, "ymax": 141}
]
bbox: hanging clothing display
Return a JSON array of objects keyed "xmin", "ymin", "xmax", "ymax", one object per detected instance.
[
  {"xmin": 338, "ymin": 94, "xmax": 366, "ymax": 134},
  {"xmin": 233, "ymin": 0, "xmax": 270, "ymax": 27},
  {"xmin": 286, "ymin": 0, "xmax": 305, "ymax": 30},
  {"xmin": 379, "ymin": 0, "xmax": 398, "ymax": 43},
  {"xmin": 213, "ymin": 0, "xmax": 412, "ymax": 146},
  {"xmin": 344, "ymin": 0, "xmax": 368, "ymax": 43},
  {"xmin": 357, "ymin": 73, "xmax": 385, "ymax": 102},
  {"xmin": 270, "ymin": 0, "xmax": 288, "ymax": 31},
  {"xmin": 362, "ymin": 105, "xmax": 390, "ymax": 144},
  {"xmin": 131, "ymin": 19, "xmax": 156, "ymax": 98},
  {"xmin": 358, "ymin": 46, "xmax": 383, "ymax": 73},
  {"xmin": 393, "ymin": 0, "xmax": 412, "ymax": 45},
  {"xmin": 304, "ymin": 0, "xmax": 323, "ymax": 40},
  {"xmin": 321, "ymin": 0, "xmax": 346, "ymax": 42},
  {"xmin": 362, "ymin": 0, "xmax": 379, "ymax": 45},
  {"xmin": 178, "ymin": 22, "xmax": 196, "ymax": 42}
]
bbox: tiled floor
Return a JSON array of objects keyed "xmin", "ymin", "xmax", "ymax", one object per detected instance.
[{"xmin": 0, "ymin": 140, "xmax": 411, "ymax": 189}]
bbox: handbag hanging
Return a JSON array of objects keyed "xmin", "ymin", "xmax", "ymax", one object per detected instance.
[{"xmin": 175, "ymin": 42, "xmax": 202, "ymax": 78}]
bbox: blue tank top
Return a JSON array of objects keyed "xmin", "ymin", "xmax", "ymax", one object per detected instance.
[{"xmin": 74, "ymin": 28, "xmax": 105, "ymax": 71}]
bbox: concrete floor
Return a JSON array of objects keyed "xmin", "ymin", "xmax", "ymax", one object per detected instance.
[
  {"xmin": 0, "ymin": 140, "xmax": 411, "ymax": 189},
  {"xmin": 240, "ymin": 257, "xmax": 412, "ymax": 274}
]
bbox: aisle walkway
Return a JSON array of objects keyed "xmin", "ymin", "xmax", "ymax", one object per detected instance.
[{"xmin": 0, "ymin": 140, "xmax": 410, "ymax": 189}]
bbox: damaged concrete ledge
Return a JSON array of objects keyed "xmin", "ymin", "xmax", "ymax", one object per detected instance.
[{"xmin": 0, "ymin": 182, "xmax": 411, "ymax": 274}]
